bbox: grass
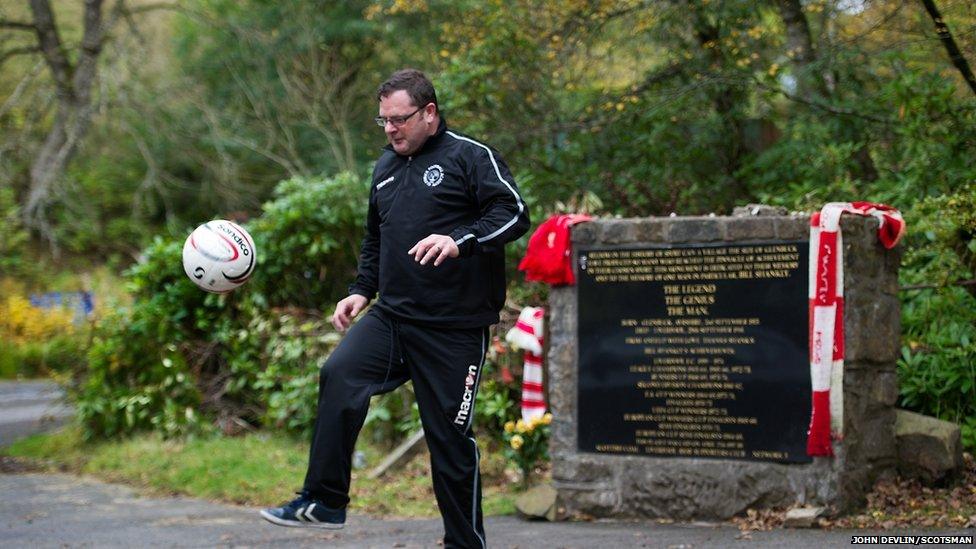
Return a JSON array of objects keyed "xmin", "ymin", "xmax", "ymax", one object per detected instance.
[{"xmin": 5, "ymin": 426, "xmax": 518, "ymax": 517}]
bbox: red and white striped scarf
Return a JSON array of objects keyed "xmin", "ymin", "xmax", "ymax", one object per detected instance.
[
  {"xmin": 505, "ymin": 306, "xmax": 546, "ymax": 421},
  {"xmin": 808, "ymin": 202, "xmax": 905, "ymax": 456}
]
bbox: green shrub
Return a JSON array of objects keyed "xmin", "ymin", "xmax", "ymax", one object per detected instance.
[
  {"xmin": 250, "ymin": 172, "xmax": 369, "ymax": 310},
  {"xmin": 79, "ymin": 305, "xmax": 206, "ymax": 439},
  {"xmin": 0, "ymin": 187, "xmax": 29, "ymax": 277},
  {"xmin": 0, "ymin": 336, "xmax": 88, "ymax": 379},
  {"xmin": 0, "ymin": 341, "xmax": 18, "ymax": 378},
  {"xmin": 247, "ymin": 312, "xmax": 342, "ymax": 436},
  {"xmin": 75, "ymin": 172, "xmax": 368, "ymax": 439},
  {"xmin": 897, "ymin": 186, "xmax": 976, "ymax": 451}
]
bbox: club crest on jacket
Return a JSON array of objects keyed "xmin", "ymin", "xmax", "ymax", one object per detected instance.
[{"xmin": 423, "ymin": 164, "xmax": 444, "ymax": 187}]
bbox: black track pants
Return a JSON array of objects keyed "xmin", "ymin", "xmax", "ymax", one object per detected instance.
[{"xmin": 303, "ymin": 307, "xmax": 488, "ymax": 549}]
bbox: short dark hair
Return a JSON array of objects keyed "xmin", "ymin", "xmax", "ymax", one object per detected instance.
[{"xmin": 377, "ymin": 69, "xmax": 438, "ymax": 109}]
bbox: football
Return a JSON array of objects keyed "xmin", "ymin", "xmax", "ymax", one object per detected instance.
[{"xmin": 182, "ymin": 220, "xmax": 257, "ymax": 293}]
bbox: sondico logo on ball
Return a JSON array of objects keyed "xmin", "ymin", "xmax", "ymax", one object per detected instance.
[
  {"xmin": 218, "ymin": 223, "xmax": 252, "ymax": 256},
  {"xmin": 453, "ymin": 364, "xmax": 479, "ymax": 426}
]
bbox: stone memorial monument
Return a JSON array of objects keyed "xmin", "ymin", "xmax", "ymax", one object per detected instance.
[{"xmin": 547, "ymin": 210, "xmax": 902, "ymax": 520}]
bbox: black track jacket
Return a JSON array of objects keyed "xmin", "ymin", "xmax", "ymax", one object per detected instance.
[{"xmin": 348, "ymin": 119, "xmax": 530, "ymax": 328}]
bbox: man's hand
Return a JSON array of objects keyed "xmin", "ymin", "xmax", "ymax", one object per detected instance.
[
  {"xmin": 408, "ymin": 234, "xmax": 459, "ymax": 266},
  {"xmin": 331, "ymin": 294, "xmax": 369, "ymax": 332}
]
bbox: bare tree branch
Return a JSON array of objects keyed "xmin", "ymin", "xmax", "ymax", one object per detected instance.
[
  {"xmin": 124, "ymin": 1, "xmax": 180, "ymax": 15},
  {"xmin": 224, "ymin": 62, "xmax": 308, "ymax": 177},
  {"xmin": 93, "ymin": 0, "xmax": 178, "ymax": 49},
  {"xmin": 833, "ymin": 2, "xmax": 907, "ymax": 47},
  {"xmin": 752, "ymin": 77, "xmax": 894, "ymax": 125},
  {"xmin": 0, "ymin": 59, "xmax": 45, "ymax": 119},
  {"xmin": 28, "ymin": 0, "xmax": 74, "ymax": 95},
  {"xmin": 632, "ymin": 62, "xmax": 687, "ymax": 97},
  {"xmin": 0, "ymin": 46, "xmax": 41, "ymax": 66},
  {"xmin": 73, "ymin": 0, "xmax": 110, "ymax": 105},
  {"xmin": 900, "ymin": 279, "xmax": 976, "ymax": 291},
  {"xmin": 0, "ymin": 20, "xmax": 36, "ymax": 31},
  {"xmin": 120, "ymin": 7, "xmax": 149, "ymax": 48},
  {"xmin": 920, "ymin": 0, "xmax": 976, "ymax": 97},
  {"xmin": 121, "ymin": 118, "xmax": 166, "ymax": 219}
]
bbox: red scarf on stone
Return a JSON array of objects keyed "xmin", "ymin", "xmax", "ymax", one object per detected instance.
[
  {"xmin": 807, "ymin": 202, "xmax": 905, "ymax": 456},
  {"xmin": 518, "ymin": 214, "xmax": 592, "ymax": 285}
]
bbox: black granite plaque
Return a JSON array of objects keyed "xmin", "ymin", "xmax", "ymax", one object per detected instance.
[{"xmin": 577, "ymin": 241, "xmax": 811, "ymax": 463}]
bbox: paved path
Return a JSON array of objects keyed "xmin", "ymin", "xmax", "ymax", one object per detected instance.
[
  {"xmin": 3, "ymin": 473, "xmax": 974, "ymax": 548},
  {"xmin": 2, "ymin": 382, "xmax": 973, "ymax": 547},
  {"xmin": 0, "ymin": 380, "xmax": 72, "ymax": 448}
]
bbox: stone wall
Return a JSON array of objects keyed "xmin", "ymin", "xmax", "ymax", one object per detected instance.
[{"xmin": 548, "ymin": 213, "xmax": 902, "ymax": 520}]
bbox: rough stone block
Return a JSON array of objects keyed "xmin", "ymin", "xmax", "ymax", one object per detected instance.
[
  {"xmin": 843, "ymin": 223, "xmax": 887, "ymax": 284},
  {"xmin": 515, "ymin": 483, "xmax": 558, "ymax": 520},
  {"xmin": 784, "ymin": 506, "xmax": 825, "ymax": 528},
  {"xmin": 775, "ymin": 216, "xmax": 810, "ymax": 240},
  {"xmin": 548, "ymin": 286, "xmax": 572, "ymax": 311},
  {"xmin": 552, "ymin": 455, "xmax": 615, "ymax": 484},
  {"xmin": 842, "ymin": 418, "xmax": 896, "ymax": 475},
  {"xmin": 546, "ymin": 337, "xmax": 575, "ymax": 364},
  {"xmin": 617, "ymin": 461, "xmax": 797, "ymax": 520},
  {"xmin": 725, "ymin": 218, "xmax": 776, "ymax": 241},
  {"xmin": 549, "ymin": 434, "xmax": 574, "ymax": 456},
  {"xmin": 666, "ymin": 218, "xmax": 724, "ymax": 243},
  {"xmin": 634, "ymin": 220, "xmax": 666, "ymax": 243},
  {"xmin": 550, "ymin": 378, "xmax": 574, "ymax": 401},
  {"xmin": 882, "ymin": 247, "xmax": 903, "ymax": 294},
  {"xmin": 844, "ymin": 262, "xmax": 881, "ymax": 295},
  {"xmin": 732, "ymin": 204, "xmax": 789, "ymax": 217},
  {"xmin": 871, "ymin": 372, "xmax": 899, "ymax": 406},
  {"xmin": 843, "ymin": 296, "xmax": 901, "ymax": 363},
  {"xmin": 858, "ymin": 413, "xmax": 897, "ymax": 460},
  {"xmin": 549, "ymin": 420, "xmax": 576, "ymax": 452},
  {"xmin": 834, "ymin": 470, "xmax": 872, "ymax": 514},
  {"xmin": 557, "ymin": 487, "xmax": 619, "ymax": 517},
  {"xmin": 839, "ymin": 216, "xmax": 878, "ymax": 250},
  {"xmin": 601, "ymin": 219, "xmax": 637, "ymax": 244},
  {"xmin": 895, "ymin": 410, "xmax": 963, "ymax": 485},
  {"xmin": 793, "ymin": 458, "xmax": 842, "ymax": 506},
  {"xmin": 571, "ymin": 222, "xmax": 597, "ymax": 244},
  {"xmin": 843, "ymin": 369, "xmax": 890, "ymax": 429}
]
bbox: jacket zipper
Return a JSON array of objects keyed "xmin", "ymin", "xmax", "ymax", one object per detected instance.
[{"xmin": 389, "ymin": 155, "xmax": 412, "ymax": 214}]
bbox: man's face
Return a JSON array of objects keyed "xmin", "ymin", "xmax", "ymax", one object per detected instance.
[{"xmin": 379, "ymin": 90, "xmax": 435, "ymax": 156}]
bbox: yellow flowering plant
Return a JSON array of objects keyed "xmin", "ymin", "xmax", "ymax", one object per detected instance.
[
  {"xmin": 0, "ymin": 294, "xmax": 76, "ymax": 344},
  {"xmin": 502, "ymin": 412, "xmax": 552, "ymax": 488},
  {"xmin": 0, "ymin": 287, "xmax": 86, "ymax": 378}
]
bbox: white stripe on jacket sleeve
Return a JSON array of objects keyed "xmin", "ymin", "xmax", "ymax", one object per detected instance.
[{"xmin": 446, "ymin": 131, "xmax": 525, "ymax": 244}]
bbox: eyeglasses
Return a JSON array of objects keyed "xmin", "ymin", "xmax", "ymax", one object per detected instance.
[{"xmin": 374, "ymin": 107, "xmax": 422, "ymax": 128}]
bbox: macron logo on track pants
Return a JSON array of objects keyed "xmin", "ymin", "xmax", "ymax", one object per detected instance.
[{"xmin": 454, "ymin": 364, "xmax": 479, "ymax": 426}]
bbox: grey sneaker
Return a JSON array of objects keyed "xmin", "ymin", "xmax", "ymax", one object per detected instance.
[{"xmin": 260, "ymin": 493, "xmax": 345, "ymax": 529}]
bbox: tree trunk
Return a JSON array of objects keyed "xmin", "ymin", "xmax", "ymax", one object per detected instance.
[
  {"xmin": 776, "ymin": 0, "xmax": 828, "ymax": 99},
  {"xmin": 24, "ymin": 100, "xmax": 95, "ymax": 241},
  {"xmin": 775, "ymin": 0, "xmax": 878, "ymax": 182},
  {"xmin": 21, "ymin": 0, "xmax": 107, "ymax": 248},
  {"xmin": 692, "ymin": 7, "xmax": 748, "ymax": 197}
]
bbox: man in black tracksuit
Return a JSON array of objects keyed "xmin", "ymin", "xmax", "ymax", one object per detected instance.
[{"xmin": 261, "ymin": 69, "xmax": 530, "ymax": 548}]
